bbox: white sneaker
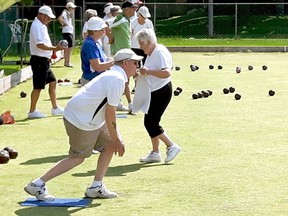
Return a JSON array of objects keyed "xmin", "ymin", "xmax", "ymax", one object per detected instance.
[
  {"xmin": 28, "ymin": 110, "xmax": 47, "ymax": 119},
  {"xmin": 92, "ymin": 149, "xmax": 100, "ymax": 154},
  {"xmin": 165, "ymin": 144, "xmax": 181, "ymax": 163},
  {"xmin": 116, "ymin": 103, "xmax": 129, "ymax": 112},
  {"xmin": 128, "ymin": 103, "xmax": 133, "ymax": 113},
  {"xmin": 85, "ymin": 184, "xmax": 117, "ymax": 199},
  {"xmin": 51, "ymin": 106, "xmax": 64, "ymax": 116},
  {"xmin": 64, "ymin": 63, "xmax": 74, "ymax": 68},
  {"xmin": 140, "ymin": 151, "xmax": 162, "ymax": 163},
  {"xmin": 24, "ymin": 182, "xmax": 54, "ymax": 201}
]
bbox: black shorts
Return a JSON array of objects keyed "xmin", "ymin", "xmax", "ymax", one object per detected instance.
[
  {"xmin": 62, "ymin": 33, "xmax": 73, "ymax": 48},
  {"xmin": 30, "ymin": 55, "xmax": 56, "ymax": 89}
]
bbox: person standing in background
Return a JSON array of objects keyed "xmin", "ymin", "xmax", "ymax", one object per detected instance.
[
  {"xmin": 82, "ymin": 9, "xmax": 98, "ymax": 40},
  {"xmin": 80, "ymin": 17, "xmax": 114, "ymax": 86},
  {"xmin": 130, "ymin": 6, "xmax": 154, "ymax": 93},
  {"xmin": 28, "ymin": 6, "xmax": 64, "ymax": 119},
  {"xmin": 131, "ymin": 6, "xmax": 153, "ymax": 64},
  {"xmin": 102, "ymin": 2, "xmax": 114, "ymax": 57},
  {"xmin": 58, "ymin": 2, "xmax": 77, "ymax": 67}
]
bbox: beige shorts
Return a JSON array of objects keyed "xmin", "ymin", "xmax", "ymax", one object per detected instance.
[{"xmin": 63, "ymin": 118, "xmax": 113, "ymax": 158}]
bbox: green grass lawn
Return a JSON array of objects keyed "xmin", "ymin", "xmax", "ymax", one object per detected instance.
[{"xmin": 1, "ymin": 52, "xmax": 288, "ymax": 215}]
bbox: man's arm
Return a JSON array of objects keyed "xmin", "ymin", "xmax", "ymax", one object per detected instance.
[
  {"xmin": 37, "ymin": 43, "xmax": 63, "ymax": 52},
  {"xmin": 105, "ymin": 104, "xmax": 125, "ymax": 156}
]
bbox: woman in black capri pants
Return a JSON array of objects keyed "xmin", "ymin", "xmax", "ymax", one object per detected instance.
[{"xmin": 135, "ymin": 28, "xmax": 181, "ymax": 164}]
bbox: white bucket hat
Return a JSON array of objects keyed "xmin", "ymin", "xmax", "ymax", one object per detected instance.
[
  {"xmin": 114, "ymin": 49, "xmax": 143, "ymax": 62},
  {"xmin": 87, "ymin": 17, "xmax": 107, "ymax": 31},
  {"xmin": 104, "ymin": 3, "xmax": 114, "ymax": 15},
  {"xmin": 138, "ymin": 6, "xmax": 151, "ymax": 18},
  {"xmin": 38, "ymin": 6, "xmax": 56, "ymax": 18}
]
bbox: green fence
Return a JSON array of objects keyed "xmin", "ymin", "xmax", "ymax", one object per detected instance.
[{"xmin": 1, "ymin": 2, "xmax": 288, "ymax": 57}]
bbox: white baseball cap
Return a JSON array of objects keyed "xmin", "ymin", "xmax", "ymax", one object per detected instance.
[
  {"xmin": 138, "ymin": 6, "xmax": 151, "ymax": 18},
  {"xmin": 66, "ymin": 2, "xmax": 77, "ymax": 9},
  {"xmin": 114, "ymin": 49, "xmax": 143, "ymax": 62},
  {"xmin": 38, "ymin": 6, "xmax": 56, "ymax": 19},
  {"xmin": 87, "ymin": 17, "xmax": 107, "ymax": 31}
]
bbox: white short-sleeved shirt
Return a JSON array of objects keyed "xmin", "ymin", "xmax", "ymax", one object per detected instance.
[
  {"xmin": 64, "ymin": 65, "xmax": 127, "ymax": 131},
  {"xmin": 82, "ymin": 21, "xmax": 88, "ymax": 37},
  {"xmin": 61, "ymin": 10, "xmax": 73, "ymax": 34},
  {"xmin": 144, "ymin": 44, "xmax": 172, "ymax": 92},
  {"xmin": 131, "ymin": 18, "xmax": 154, "ymax": 49},
  {"xmin": 29, "ymin": 18, "xmax": 52, "ymax": 58},
  {"xmin": 105, "ymin": 17, "xmax": 116, "ymax": 27}
]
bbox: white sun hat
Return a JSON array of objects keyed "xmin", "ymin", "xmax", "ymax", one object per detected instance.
[{"xmin": 138, "ymin": 6, "xmax": 151, "ymax": 18}]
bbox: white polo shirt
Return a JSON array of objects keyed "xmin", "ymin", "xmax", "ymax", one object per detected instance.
[
  {"xmin": 144, "ymin": 44, "xmax": 172, "ymax": 92},
  {"xmin": 29, "ymin": 18, "xmax": 52, "ymax": 58},
  {"xmin": 61, "ymin": 10, "xmax": 73, "ymax": 34},
  {"xmin": 64, "ymin": 65, "xmax": 127, "ymax": 131},
  {"xmin": 131, "ymin": 18, "xmax": 154, "ymax": 49}
]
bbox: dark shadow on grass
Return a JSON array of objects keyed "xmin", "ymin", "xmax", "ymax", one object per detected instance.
[
  {"xmin": 43, "ymin": 96, "xmax": 72, "ymax": 101},
  {"xmin": 15, "ymin": 201, "xmax": 100, "ymax": 216},
  {"xmin": 20, "ymin": 155, "xmax": 67, "ymax": 165},
  {"xmin": 51, "ymin": 65, "xmax": 64, "ymax": 69},
  {"xmin": 72, "ymin": 162, "xmax": 171, "ymax": 177},
  {"xmin": 15, "ymin": 115, "xmax": 63, "ymax": 124}
]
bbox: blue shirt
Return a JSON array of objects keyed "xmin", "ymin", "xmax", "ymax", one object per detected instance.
[{"xmin": 81, "ymin": 36, "xmax": 106, "ymax": 81}]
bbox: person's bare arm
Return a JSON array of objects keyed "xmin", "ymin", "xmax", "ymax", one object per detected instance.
[
  {"xmin": 36, "ymin": 43, "xmax": 63, "ymax": 52},
  {"xmin": 89, "ymin": 58, "xmax": 114, "ymax": 73},
  {"xmin": 105, "ymin": 104, "xmax": 125, "ymax": 156},
  {"xmin": 139, "ymin": 67, "xmax": 171, "ymax": 78}
]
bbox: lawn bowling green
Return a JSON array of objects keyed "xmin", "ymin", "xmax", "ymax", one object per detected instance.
[{"xmin": 1, "ymin": 52, "xmax": 288, "ymax": 215}]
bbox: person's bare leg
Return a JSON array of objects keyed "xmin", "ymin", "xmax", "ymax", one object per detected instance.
[
  {"xmin": 150, "ymin": 136, "xmax": 160, "ymax": 152},
  {"xmin": 48, "ymin": 81, "xmax": 58, "ymax": 109},
  {"xmin": 64, "ymin": 47, "xmax": 73, "ymax": 65},
  {"xmin": 94, "ymin": 144, "xmax": 115, "ymax": 181},
  {"xmin": 156, "ymin": 132, "xmax": 174, "ymax": 148},
  {"xmin": 124, "ymin": 82, "xmax": 132, "ymax": 104},
  {"xmin": 40, "ymin": 157, "xmax": 84, "ymax": 182},
  {"xmin": 29, "ymin": 89, "xmax": 41, "ymax": 113}
]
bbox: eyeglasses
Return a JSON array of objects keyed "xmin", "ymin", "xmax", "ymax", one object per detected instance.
[{"xmin": 124, "ymin": 59, "xmax": 138, "ymax": 67}]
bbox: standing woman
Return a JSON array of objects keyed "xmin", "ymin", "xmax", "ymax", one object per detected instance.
[
  {"xmin": 130, "ymin": 6, "xmax": 154, "ymax": 93},
  {"xmin": 80, "ymin": 17, "xmax": 114, "ymax": 86},
  {"xmin": 135, "ymin": 28, "xmax": 181, "ymax": 163},
  {"xmin": 102, "ymin": 3, "xmax": 114, "ymax": 57},
  {"xmin": 82, "ymin": 9, "xmax": 98, "ymax": 40},
  {"xmin": 131, "ymin": 6, "xmax": 153, "ymax": 65},
  {"xmin": 58, "ymin": 2, "xmax": 77, "ymax": 67}
]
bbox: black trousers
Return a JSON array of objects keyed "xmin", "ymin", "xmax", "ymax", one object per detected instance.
[{"xmin": 144, "ymin": 82, "xmax": 172, "ymax": 138}]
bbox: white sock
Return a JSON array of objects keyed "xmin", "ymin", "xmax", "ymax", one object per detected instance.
[
  {"xmin": 91, "ymin": 181, "xmax": 102, "ymax": 188},
  {"xmin": 32, "ymin": 178, "xmax": 45, "ymax": 186}
]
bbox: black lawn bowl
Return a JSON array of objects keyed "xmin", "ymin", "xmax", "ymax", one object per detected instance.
[
  {"xmin": 235, "ymin": 93, "xmax": 241, "ymax": 100},
  {"xmin": 223, "ymin": 88, "xmax": 229, "ymax": 94},
  {"xmin": 268, "ymin": 90, "xmax": 275, "ymax": 96},
  {"xmin": 192, "ymin": 94, "xmax": 198, "ymax": 99},
  {"xmin": 229, "ymin": 87, "xmax": 235, "ymax": 93}
]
